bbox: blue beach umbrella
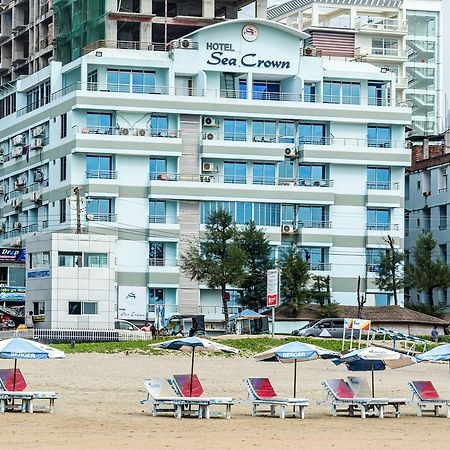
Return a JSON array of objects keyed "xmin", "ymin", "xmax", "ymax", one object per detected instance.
[
  {"xmin": 255, "ymin": 341, "xmax": 339, "ymax": 397},
  {"xmin": 0, "ymin": 337, "xmax": 65, "ymax": 390},
  {"xmin": 151, "ymin": 337, "xmax": 239, "ymax": 396}
]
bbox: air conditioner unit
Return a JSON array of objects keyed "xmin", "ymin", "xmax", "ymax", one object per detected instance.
[
  {"xmin": 31, "ymin": 191, "xmax": 42, "ymax": 202},
  {"xmin": 284, "ymin": 147, "xmax": 298, "ymax": 158},
  {"xmin": 202, "ymin": 162, "xmax": 216, "ymax": 173},
  {"xmin": 31, "ymin": 138, "xmax": 43, "ymax": 149},
  {"xmin": 12, "ymin": 135, "xmax": 24, "ymax": 146},
  {"xmin": 13, "ymin": 221, "xmax": 22, "ymax": 230},
  {"xmin": 32, "ymin": 126, "xmax": 45, "ymax": 137},
  {"xmin": 12, "ymin": 146, "xmax": 23, "ymax": 157},
  {"xmin": 34, "ymin": 170, "xmax": 44, "ymax": 182},
  {"xmin": 86, "ymin": 214, "xmax": 94, "ymax": 221},
  {"xmin": 180, "ymin": 39, "xmax": 194, "ymax": 49},
  {"xmin": 119, "ymin": 128, "xmax": 130, "ymax": 136},
  {"xmin": 281, "ymin": 224, "xmax": 297, "ymax": 233},
  {"xmin": 303, "ymin": 46, "xmax": 317, "ymax": 57},
  {"xmin": 137, "ymin": 129, "xmax": 148, "ymax": 137},
  {"xmin": 16, "ymin": 175, "xmax": 26, "ymax": 186},
  {"xmin": 203, "ymin": 117, "xmax": 218, "ymax": 127},
  {"xmin": 12, "ymin": 198, "xmax": 22, "ymax": 209},
  {"xmin": 10, "ymin": 237, "xmax": 22, "ymax": 247},
  {"xmin": 201, "ymin": 175, "xmax": 212, "ymax": 182},
  {"xmin": 205, "ymin": 132, "xmax": 216, "ymax": 141}
]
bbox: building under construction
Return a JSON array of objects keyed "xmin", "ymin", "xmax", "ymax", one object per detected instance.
[{"xmin": 0, "ymin": 0, "xmax": 265, "ymax": 84}]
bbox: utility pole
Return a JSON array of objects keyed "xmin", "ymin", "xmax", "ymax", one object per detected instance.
[{"xmin": 73, "ymin": 187, "xmax": 81, "ymax": 234}]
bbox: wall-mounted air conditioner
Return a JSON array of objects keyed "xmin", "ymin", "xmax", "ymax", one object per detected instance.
[
  {"xmin": 281, "ymin": 224, "xmax": 297, "ymax": 233},
  {"xmin": 203, "ymin": 117, "xmax": 218, "ymax": 127},
  {"xmin": 31, "ymin": 191, "xmax": 42, "ymax": 202},
  {"xmin": 34, "ymin": 170, "xmax": 44, "ymax": 182},
  {"xmin": 12, "ymin": 147, "xmax": 23, "ymax": 158},
  {"xmin": 12, "ymin": 198, "xmax": 22, "ymax": 209},
  {"xmin": 13, "ymin": 221, "xmax": 22, "ymax": 230},
  {"xmin": 205, "ymin": 132, "xmax": 217, "ymax": 141},
  {"xmin": 31, "ymin": 138, "xmax": 43, "ymax": 149},
  {"xmin": 284, "ymin": 147, "xmax": 298, "ymax": 158},
  {"xmin": 10, "ymin": 237, "xmax": 22, "ymax": 247},
  {"xmin": 12, "ymin": 135, "xmax": 24, "ymax": 146},
  {"xmin": 202, "ymin": 162, "xmax": 217, "ymax": 172},
  {"xmin": 32, "ymin": 126, "xmax": 45, "ymax": 137}
]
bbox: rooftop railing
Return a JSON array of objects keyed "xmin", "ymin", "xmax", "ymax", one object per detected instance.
[{"xmin": 355, "ymin": 17, "xmax": 408, "ymax": 33}]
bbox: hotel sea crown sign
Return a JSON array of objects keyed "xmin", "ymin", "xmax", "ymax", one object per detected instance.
[{"xmin": 266, "ymin": 269, "xmax": 279, "ymax": 307}]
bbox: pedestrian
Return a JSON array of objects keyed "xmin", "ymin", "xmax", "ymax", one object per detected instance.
[
  {"xmin": 150, "ymin": 323, "xmax": 156, "ymax": 338},
  {"xmin": 25, "ymin": 310, "xmax": 34, "ymax": 329},
  {"xmin": 431, "ymin": 326, "xmax": 439, "ymax": 342},
  {"xmin": 140, "ymin": 322, "xmax": 151, "ymax": 332}
]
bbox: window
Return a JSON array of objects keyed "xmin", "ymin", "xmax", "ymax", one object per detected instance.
[
  {"xmin": 281, "ymin": 204, "xmax": 295, "ymax": 225},
  {"xmin": 368, "ymin": 82, "xmax": 388, "ymax": 106},
  {"xmin": 252, "ymin": 120, "xmax": 276, "ymax": 142},
  {"xmin": 149, "ymin": 200, "xmax": 166, "ymax": 223},
  {"xmin": 439, "ymin": 205, "xmax": 447, "ymax": 230},
  {"xmin": 149, "ymin": 157, "xmax": 167, "ymax": 180},
  {"xmin": 303, "ymin": 83, "xmax": 316, "ymax": 102},
  {"xmin": 238, "ymin": 80, "xmax": 248, "ymax": 99},
  {"xmin": 367, "ymin": 167, "xmax": 391, "ymax": 189},
  {"xmin": 150, "ymin": 114, "xmax": 168, "ymax": 136},
  {"xmin": 87, "ymin": 112, "xmax": 113, "ymax": 133},
  {"xmin": 298, "ymin": 206, "xmax": 327, "ymax": 228},
  {"xmin": 59, "ymin": 199, "xmax": 66, "ymax": 223},
  {"xmin": 224, "ymin": 161, "xmax": 247, "ymax": 184},
  {"xmin": 86, "ymin": 198, "xmax": 115, "ymax": 221},
  {"xmin": 61, "ymin": 113, "xmax": 67, "ymax": 138},
  {"xmin": 253, "ymin": 162, "xmax": 275, "ymax": 185},
  {"xmin": 26, "ymin": 80, "xmax": 51, "ymax": 113},
  {"xmin": 0, "ymin": 93, "xmax": 16, "ymax": 119},
  {"xmin": 224, "ymin": 119, "xmax": 247, "ymax": 141},
  {"xmin": 298, "ymin": 123, "xmax": 326, "ymax": 145},
  {"xmin": 107, "ymin": 69, "xmax": 156, "ymax": 93},
  {"xmin": 68, "ymin": 301, "xmax": 97, "ymax": 315},
  {"xmin": 375, "ymin": 293, "xmax": 390, "ymax": 306},
  {"xmin": 253, "ymin": 203, "xmax": 281, "ymax": 226},
  {"xmin": 298, "ymin": 165, "xmax": 326, "ymax": 185},
  {"xmin": 149, "ymin": 288, "xmax": 164, "ymax": 306},
  {"xmin": 440, "ymin": 244, "xmax": 447, "ymax": 264},
  {"xmin": 59, "ymin": 252, "xmax": 82, "ymax": 267},
  {"xmin": 87, "ymin": 70, "xmax": 98, "ymax": 90},
  {"xmin": 33, "ymin": 302, "xmax": 45, "ymax": 315},
  {"xmin": 278, "ymin": 121, "xmax": 295, "ymax": 143},
  {"xmin": 252, "ymin": 80, "xmax": 280, "ymax": 101},
  {"xmin": 84, "ymin": 253, "xmax": 108, "ymax": 268},
  {"xmin": 60, "ymin": 156, "xmax": 67, "ymax": 181},
  {"xmin": 368, "ymin": 125, "xmax": 391, "ymax": 148},
  {"xmin": 372, "ymin": 38, "xmax": 399, "ymax": 56},
  {"xmin": 366, "ymin": 248, "xmax": 385, "ymax": 272},
  {"xmin": 278, "ymin": 160, "xmax": 295, "ymax": 182},
  {"xmin": 86, "ymin": 155, "xmax": 114, "ymax": 179},
  {"xmin": 149, "ymin": 242, "xmax": 165, "ymax": 266},
  {"xmin": 367, "ymin": 208, "xmax": 390, "ymax": 230},
  {"xmin": 299, "ymin": 247, "xmax": 327, "ymax": 270},
  {"xmin": 8, "ymin": 267, "xmax": 25, "ymax": 286},
  {"xmin": 323, "ymin": 81, "xmax": 360, "ymax": 105},
  {"xmin": 30, "ymin": 252, "xmax": 50, "ymax": 269}
]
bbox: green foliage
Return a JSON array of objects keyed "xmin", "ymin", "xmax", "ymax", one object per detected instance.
[
  {"xmin": 375, "ymin": 247, "xmax": 404, "ymax": 305},
  {"xmin": 405, "ymin": 232, "xmax": 450, "ymax": 306},
  {"xmin": 278, "ymin": 246, "xmax": 311, "ymax": 315},
  {"xmin": 318, "ymin": 301, "xmax": 340, "ymax": 319},
  {"xmin": 404, "ymin": 301, "xmax": 446, "ymax": 319},
  {"xmin": 238, "ymin": 221, "xmax": 273, "ymax": 311},
  {"xmin": 311, "ymin": 275, "xmax": 331, "ymax": 306},
  {"xmin": 179, "ymin": 209, "xmax": 246, "ymax": 326}
]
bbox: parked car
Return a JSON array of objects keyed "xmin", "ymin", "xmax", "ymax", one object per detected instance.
[
  {"xmin": 114, "ymin": 319, "xmax": 141, "ymax": 331},
  {"xmin": 291, "ymin": 318, "xmax": 359, "ymax": 339}
]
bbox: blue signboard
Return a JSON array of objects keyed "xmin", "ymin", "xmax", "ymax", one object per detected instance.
[
  {"xmin": 0, "ymin": 286, "xmax": 26, "ymax": 302},
  {"xmin": 27, "ymin": 270, "xmax": 50, "ymax": 279},
  {"xmin": 0, "ymin": 248, "xmax": 26, "ymax": 264}
]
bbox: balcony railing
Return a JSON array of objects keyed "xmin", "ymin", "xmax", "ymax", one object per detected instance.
[
  {"xmin": 355, "ymin": 17, "xmax": 408, "ymax": 33},
  {"xmin": 198, "ymin": 305, "xmax": 243, "ymax": 315},
  {"xmin": 148, "ymin": 215, "xmax": 179, "ymax": 224},
  {"xmin": 82, "ymin": 40, "xmax": 169, "ymax": 55},
  {"xmin": 309, "ymin": 263, "xmax": 331, "ymax": 271},
  {"xmin": 148, "ymin": 258, "xmax": 178, "ymax": 267},
  {"xmin": 366, "ymin": 182, "xmax": 399, "ymax": 190},
  {"xmin": 367, "ymin": 223, "xmax": 399, "ymax": 231},
  {"xmin": 355, "ymin": 47, "xmax": 408, "ymax": 59},
  {"xmin": 75, "ymin": 125, "xmax": 180, "ymax": 138},
  {"xmin": 366, "ymin": 264, "xmax": 380, "ymax": 273},
  {"xmin": 86, "ymin": 213, "xmax": 117, "ymax": 222},
  {"xmin": 86, "ymin": 170, "xmax": 118, "ymax": 180},
  {"xmin": 298, "ymin": 220, "xmax": 331, "ymax": 229}
]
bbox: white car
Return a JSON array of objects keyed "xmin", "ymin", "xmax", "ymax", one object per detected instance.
[{"xmin": 114, "ymin": 319, "xmax": 140, "ymax": 331}]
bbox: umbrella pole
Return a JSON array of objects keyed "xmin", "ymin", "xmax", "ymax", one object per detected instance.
[
  {"xmin": 13, "ymin": 359, "xmax": 17, "ymax": 391},
  {"xmin": 189, "ymin": 347, "xmax": 195, "ymax": 397},
  {"xmin": 293, "ymin": 359, "xmax": 297, "ymax": 414},
  {"xmin": 371, "ymin": 365, "xmax": 375, "ymax": 397}
]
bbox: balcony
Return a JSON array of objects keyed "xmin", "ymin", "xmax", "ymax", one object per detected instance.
[
  {"xmin": 309, "ymin": 263, "xmax": 331, "ymax": 271},
  {"xmin": 86, "ymin": 213, "xmax": 117, "ymax": 222},
  {"xmin": 366, "ymin": 264, "xmax": 380, "ymax": 273},
  {"xmin": 366, "ymin": 182, "xmax": 399, "ymax": 190},
  {"xmin": 366, "ymin": 223, "xmax": 399, "ymax": 231},
  {"xmin": 75, "ymin": 126, "xmax": 180, "ymax": 138},
  {"xmin": 148, "ymin": 258, "xmax": 178, "ymax": 267},
  {"xmin": 298, "ymin": 220, "xmax": 331, "ymax": 229},
  {"xmin": 86, "ymin": 170, "xmax": 117, "ymax": 180},
  {"xmin": 355, "ymin": 17, "xmax": 408, "ymax": 34},
  {"xmin": 355, "ymin": 47, "xmax": 408, "ymax": 62},
  {"xmin": 148, "ymin": 215, "xmax": 179, "ymax": 225}
]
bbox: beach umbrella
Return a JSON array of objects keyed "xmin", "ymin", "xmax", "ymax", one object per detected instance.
[
  {"xmin": 151, "ymin": 337, "xmax": 239, "ymax": 396},
  {"xmin": 334, "ymin": 345, "xmax": 415, "ymax": 396},
  {"xmin": 255, "ymin": 341, "xmax": 339, "ymax": 398},
  {"xmin": 416, "ymin": 343, "xmax": 450, "ymax": 393},
  {"xmin": 0, "ymin": 337, "xmax": 65, "ymax": 390}
]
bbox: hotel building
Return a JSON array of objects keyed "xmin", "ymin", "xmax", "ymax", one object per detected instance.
[{"xmin": 0, "ymin": 18, "xmax": 411, "ymax": 329}]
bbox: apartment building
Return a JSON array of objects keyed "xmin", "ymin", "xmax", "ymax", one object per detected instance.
[
  {"xmin": 268, "ymin": 0, "xmax": 443, "ymax": 136},
  {"xmin": 0, "ymin": 18, "xmax": 411, "ymax": 329}
]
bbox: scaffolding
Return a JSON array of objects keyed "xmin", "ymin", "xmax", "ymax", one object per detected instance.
[{"xmin": 54, "ymin": 0, "xmax": 107, "ymax": 64}]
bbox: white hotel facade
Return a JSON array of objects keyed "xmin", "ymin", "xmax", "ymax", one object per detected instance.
[{"xmin": 0, "ymin": 19, "xmax": 411, "ymax": 330}]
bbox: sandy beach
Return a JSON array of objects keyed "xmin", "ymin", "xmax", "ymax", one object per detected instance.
[{"xmin": 2, "ymin": 350, "xmax": 450, "ymax": 450}]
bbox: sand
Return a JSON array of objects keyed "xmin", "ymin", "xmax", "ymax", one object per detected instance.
[{"xmin": 2, "ymin": 350, "xmax": 450, "ymax": 450}]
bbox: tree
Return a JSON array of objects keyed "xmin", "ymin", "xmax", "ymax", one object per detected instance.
[
  {"xmin": 405, "ymin": 232, "xmax": 450, "ymax": 307},
  {"xmin": 278, "ymin": 246, "xmax": 311, "ymax": 315},
  {"xmin": 311, "ymin": 275, "xmax": 331, "ymax": 306},
  {"xmin": 375, "ymin": 235, "xmax": 404, "ymax": 306},
  {"xmin": 238, "ymin": 221, "xmax": 272, "ymax": 311},
  {"xmin": 318, "ymin": 301, "xmax": 340, "ymax": 319},
  {"xmin": 179, "ymin": 209, "xmax": 246, "ymax": 329}
]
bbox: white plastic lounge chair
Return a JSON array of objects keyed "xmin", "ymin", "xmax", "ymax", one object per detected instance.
[
  {"xmin": 346, "ymin": 376, "xmax": 406, "ymax": 418},
  {"xmin": 141, "ymin": 378, "xmax": 209, "ymax": 419},
  {"xmin": 168, "ymin": 374, "xmax": 234, "ymax": 419},
  {"xmin": 408, "ymin": 381, "xmax": 450, "ymax": 418},
  {"xmin": 243, "ymin": 377, "xmax": 309, "ymax": 419},
  {"xmin": 321, "ymin": 379, "xmax": 388, "ymax": 419}
]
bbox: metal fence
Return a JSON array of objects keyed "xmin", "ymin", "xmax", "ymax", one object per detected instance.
[{"xmin": 33, "ymin": 328, "xmax": 154, "ymax": 343}]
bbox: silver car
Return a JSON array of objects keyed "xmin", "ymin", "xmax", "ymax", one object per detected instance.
[{"xmin": 293, "ymin": 318, "xmax": 359, "ymax": 339}]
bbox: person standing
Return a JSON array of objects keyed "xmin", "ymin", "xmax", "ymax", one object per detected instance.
[
  {"xmin": 25, "ymin": 311, "xmax": 34, "ymax": 329},
  {"xmin": 431, "ymin": 326, "xmax": 439, "ymax": 342}
]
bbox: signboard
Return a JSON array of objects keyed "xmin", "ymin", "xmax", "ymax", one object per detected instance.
[
  {"xmin": 0, "ymin": 286, "xmax": 25, "ymax": 302},
  {"xmin": 118, "ymin": 286, "xmax": 147, "ymax": 320},
  {"xmin": 352, "ymin": 319, "xmax": 372, "ymax": 331},
  {"xmin": 33, "ymin": 315, "xmax": 45, "ymax": 323},
  {"xmin": 266, "ymin": 269, "xmax": 279, "ymax": 307},
  {"xmin": 0, "ymin": 248, "xmax": 26, "ymax": 264},
  {"xmin": 27, "ymin": 270, "xmax": 50, "ymax": 279}
]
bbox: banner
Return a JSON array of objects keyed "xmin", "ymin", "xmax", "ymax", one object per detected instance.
[
  {"xmin": 0, "ymin": 286, "xmax": 25, "ymax": 302},
  {"xmin": 266, "ymin": 269, "xmax": 279, "ymax": 307},
  {"xmin": 0, "ymin": 248, "xmax": 26, "ymax": 264},
  {"xmin": 118, "ymin": 286, "xmax": 147, "ymax": 320},
  {"xmin": 352, "ymin": 319, "xmax": 372, "ymax": 331}
]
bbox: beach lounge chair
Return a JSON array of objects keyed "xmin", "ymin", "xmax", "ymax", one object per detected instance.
[
  {"xmin": 407, "ymin": 381, "xmax": 450, "ymax": 418},
  {"xmin": 141, "ymin": 378, "xmax": 209, "ymax": 419},
  {"xmin": 321, "ymin": 379, "xmax": 388, "ymax": 419},
  {"xmin": 0, "ymin": 368, "xmax": 57, "ymax": 413},
  {"xmin": 168, "ymin": 374, "xmax": 234, "ymax": 419},
  {"xmin": 243, "ymin": 377, "xmax": 309, "ymax": 419},
  {"xmin": 346, "ymin": 376, "xmax": 406, "ymax": 417}
]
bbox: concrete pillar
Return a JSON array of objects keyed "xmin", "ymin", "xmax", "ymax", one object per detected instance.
[
  {"xmin": 311, "ymin": 4, "xmax": 319, "ymax": 27},
  {"xmin": 255, "ymin": 0, "xmax": 267, "ymax": 19},
  {"xmin": 203, "ymin": 0, "xmax": 215, "ymax": 19}
]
